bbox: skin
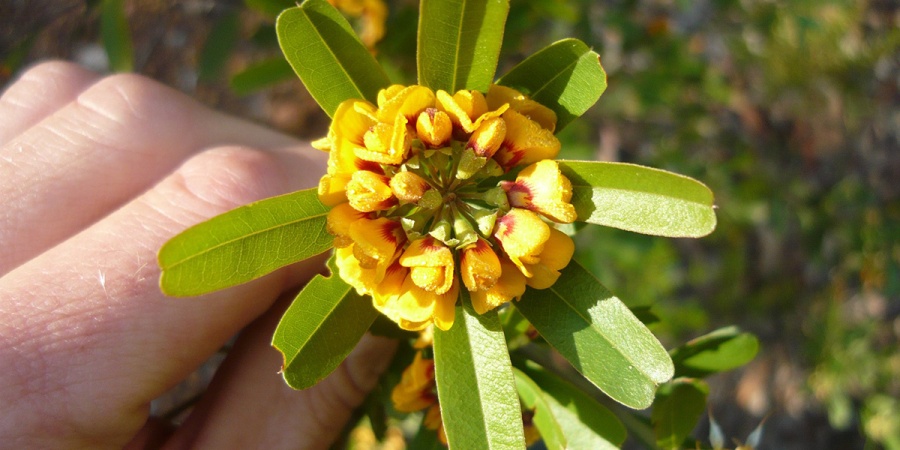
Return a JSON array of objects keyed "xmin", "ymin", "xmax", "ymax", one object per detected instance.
[{"xmin": 0, "ymin": 61, "xmax": 397, "ymax": 449}]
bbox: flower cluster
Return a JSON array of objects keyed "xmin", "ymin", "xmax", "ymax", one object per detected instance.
[{"xmin": 315, "ymin": 84, "xmax": 577, "ymax": 330}]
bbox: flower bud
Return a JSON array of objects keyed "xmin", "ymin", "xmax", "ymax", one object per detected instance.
[
  {"xmin": 416, "ymin": 108, "xmax": 452, "ymax": 148},
  {"xmin": 390, "ymin": 171, "xmax": 431, "ymax": 204},
  {"xmin": 346, "ymin": 170, "xmax": 397, "ymax": 212}
]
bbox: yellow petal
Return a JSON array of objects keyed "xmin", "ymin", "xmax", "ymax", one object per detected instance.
[
  {"xmin": 486, "ymin": 84, "xmax": 557, "ymax": 132},
  {"xmin": 503, "ymin": 160, "xmax": 577, "ymax": 223},
  {"xmin": 390, "ymin": 170, "xmax": 431, "ymax": 204},
  {"xmin": 346, "ymin": 170, "xmax": 397, "ymax": 212},
  {"xmin": 377, "ymin": 85, "xmax": 435, "ymax": 123},
  {"xmin": 349, "ymin": 217, "xmax": 404, "ymax": 282},
  {"xmin": 470, "ymin": 259, "xmax": 527, "ymax": 314},
  {"xmin": 390, "ymin": 351, "xmax": 436, "ymax": 412},
  {"xmin": 524, "ymin": 228, "xmax": 574, "ymax": 289},
  {"xmin": 334, "ymin": 245, "xmax": 378, "ymax": 296},
  {"xmin": 494, "ymin": 208, "xmax": 551, "ymax": 277},
  {"xmin": 359, "ymin": 113, "xmax": 411, "ymax": 165},
  {"xmin": 432, "ymin": 280, "xmax": 458, "ymax": 331},
  {"xmin": 493, "ymin": 109, "xmax": 560, "ymax": 170},
  {"xmin": 326, "ymin": 202, "xmax": 367, "ymax": 248},
  {"xmin": 416, "ymin": 108, "xmax": 452, "ymax": 148},
  {"xmin": 400, "ymin": 237, "xmax": 455, "ymax": 294},
  {"xmin": 460, "ymin": 238, "xmax": 502, "ymax": 291},
  {"xmin": 466, "ymin": 116, "xmax": 507, "ymax": 158}
]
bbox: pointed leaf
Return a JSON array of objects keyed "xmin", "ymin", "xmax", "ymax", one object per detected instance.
[
  {"xmin": 559, "ymin": 161, "xmax": 717, "ymax": 238},
  {"xmin": 513, "ymin": 368, "xmax": 568, "ymax": 450},
  {"xmin": 159, "ymin": 188, "xmax": 333, "ymax": 297},
  {"xmin": 433, "ymin": 292, "xmax": 525, "ymax": 449},
  {"xmin": 272, "ymin": 257, "xmax": 378, "ymax": 389},
  {"xmin": 276, "ymin": 0, "xmax": 390, "ymax": 116},
  {"xmin": 670, "ymin": 326, "xmax": 759, "ymax": 378},
  {"xmin": 497, "ymin": 38, "xmax": 606, "ymax": 131},
  {"xmin": 515, "ymin": 261, "xmax": 674, "ymax": 409},
  {"xmin": 517, "ymin": 363, "xmax": 626, "ymax": 448},
  {"xmin": 652, "ymin": 378, "xmax": 709, "ymax": 449},
  {"xmin": 417, "ymin": 0, "xmax": 510, "ymax": 92}
]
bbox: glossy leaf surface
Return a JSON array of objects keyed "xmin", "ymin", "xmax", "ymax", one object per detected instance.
[
  {"xmin": 433, "ymin": 293, "xmax": 524, "ymax": 449},
  {"xmin": 417, "ymin": 0, "xmax": 509, "ymax": 92},
  {"xmin": 515, "ymin": 261, "xmax": 674, "ymax": 409},
  {"xmin": 277, "ymin": 0, "xmax": 390, "ymax": 116},
  {"xmin": 652, "ymin": 378, "xmax": 709, "ymax": 449},
  {"xmin": 670, "ymin": 326, "xmax": 760, "ymax": 378},
  {"xmin": 497, "ymin": 38, "xmax": 606, "ymax": 131},
  {"xmin": 159, "ymin": 188, "xmax": 332, "ymax": 296},
  {"xmin": 517, "ymin": 363, "xmax": 626, "ymax": 449},
  {"xmin": 272, "ymin": 258, "xmax": 378, "ymax": 389},
  {"xmin": 560, "ymin": 161, "xmax": 717, "ymax": 238}
]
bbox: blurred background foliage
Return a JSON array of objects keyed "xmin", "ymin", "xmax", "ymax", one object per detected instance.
[{"xmin": 1, "ymin": 0, "xmax": 897, "ymax": 448}]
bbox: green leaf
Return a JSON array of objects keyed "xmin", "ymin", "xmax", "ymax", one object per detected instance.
[
  {"xmin": 100, "ymin": 0, "xmax": 134, "ymax": 72},
  {"xmin": 652, "ymin": 378, "xmax": 709, "ymax": 450},
  {"xmin": 230, "ymin": 57, "xmax": 295, "ymax": 95},
  {"xmin": 497, "ymin": 38, "xmax": 606, "ymax": 131},
  {"xmin": 517, "ymin": 363, "xmax": 627, "ymax": 449},
  {"xmin": 276, "ymin": 0, "xmax": 390, "ymax": 116},
  {"xmin": 272, "ymin": 257, "xmax": 378, "ymax": 389},
  {"xmin": 513, "ymin": 368, "xmax": 568, "ymax": 450},
  {"xmin": 515, "ymin": 261, "xmax": 674, "ymax": 409},
  {"xmin": 670, "ymin": 326, "xmax": 760, "ymax": 378},
  {"xmin": 417, "ymin": 0, "xmax": 510, "ymax": 92},
  {"xmin": 158, "ymin": 188, "xmax": 333, "ymax": 297},
  {"xmin": 559, "ymin": 161, "xmax": 717, "ymax": 238},
  {"xmin": 198, "ymin": 11, "xmax": 240, "ymax": 81},
  {"xmin": 433, "ymin": 292, "xmax": 525, "ymax": 449}
]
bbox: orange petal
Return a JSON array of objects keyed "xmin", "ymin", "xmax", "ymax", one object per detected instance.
[
  {"xmin": 493, "ymin": 109, "xmax": 560, "ymax": 170},
  {"xmin": 416, "ymin": 108, "xmax": 453, "ymax": 148},
  {"xmin": 326, "ymin": 202, "xmax": 367, "ymax": 248},
  {"xmin": 400, "ymin": 237, "xmax": 455, "ymax": 294},
  {"xmin": 494, "ymin": 208, "xmax": 551, "ymax": 277},
  {"xmin": 524, "ymin": 228, "xmax": 574, "ymax": 289},
  {"xmin": 502, "ymin": 160, "xmax": 576, "ymax": 223},
  {"xmin": 486, "ymin": 84, "xmax": 557, "ymax": 132},
  {"xmin": 470, "ymin": 259, "xmax": 527, "ymax": 314},
  {"xmin": 460, "ymin": 238, "xmax": 502, "ymax": 291},
  {"xmin": 346, "ymin": 170, "xmax": 397, "ymax": 212}
]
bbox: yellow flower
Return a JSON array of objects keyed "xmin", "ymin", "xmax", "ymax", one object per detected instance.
[
  {"xmin": 346, "ymin": 170, "xmax": 396, "ymax": 212},
  {"xmin": 460, "ymin": 238, "xmax": 502, "ymax": 292},
  {"xmin": 391, "ymin": 351, "xmax": 436, "ymax": 412},
  {"xmin": 424, "ymin": 405, "xmax": 449, "ymax": 445},
  {"xmin": 492, "ymin": 109, "xmax": 560, "ymax": 170},
  {"xmin": 470, "ymin": 259, "xmax": 527, "ymax": 315},
  {"xmin": 523, "ymin": 227, "xmax": 575, "ymax": 289},
  {"xmin": 327, "ymin": 0, "xmax": 387, "ymax": 48},
  {"xmin": 502, "ymin": 159, "xmax": 577, "ymax": 223},
  {"xmin": 318, "ymin": 84, "xmax": 577, "ymax": 330},
  {"xmin": 400, "ymin": 237, "xmax": 455, "ymax": 295}
]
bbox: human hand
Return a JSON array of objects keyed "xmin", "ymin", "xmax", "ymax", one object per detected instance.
[{"xmin": 0, "ymin": 61, "xmax": 396, "ymax": 449}]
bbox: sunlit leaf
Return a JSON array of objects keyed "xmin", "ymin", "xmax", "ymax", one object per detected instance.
[
  {"xmin": 230, "ymin": 57, "xmax": 295, "ymax": 95},
  {"xmin": 159, "ymin": 188, "xmax": 332, "ymax": 297},
  {"xmin": 277, "ymin": 0, "xmax": 390, "ymax": 116},
  {"xmin": 417, "ymin": 0, "xmax": 510, "ymax": 92},
  {"xmin": 560, "ymin": 161, "xmax": 717, "ymax": 238},
  {"xmin": 100, "ymin": 0, "xmax": 133, "ymax": 72},
  {"xmin": 433, "ymin": 292, "xmax": 525, "ymax": 449},
  {"xmin": 670, "ymin": 326, "xmax": 760, "ymax": 378},
  {"xmin": 497, "ymin": 38, "xmax": 606, "ymax": 131},
  {"xmin": 272, "ymin": 257, "xmax": 378, "ymax": 389},
  {"xmin": 515, "ymin": 261, "xmax": 674, "ymax": 409},
  {"xmin": 517, "ymin": 362, "xmax": 626, "ymax": 449},
  {"xmin": 652, "ymin": 378, "xmax": 709, "ymax": 449}
]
